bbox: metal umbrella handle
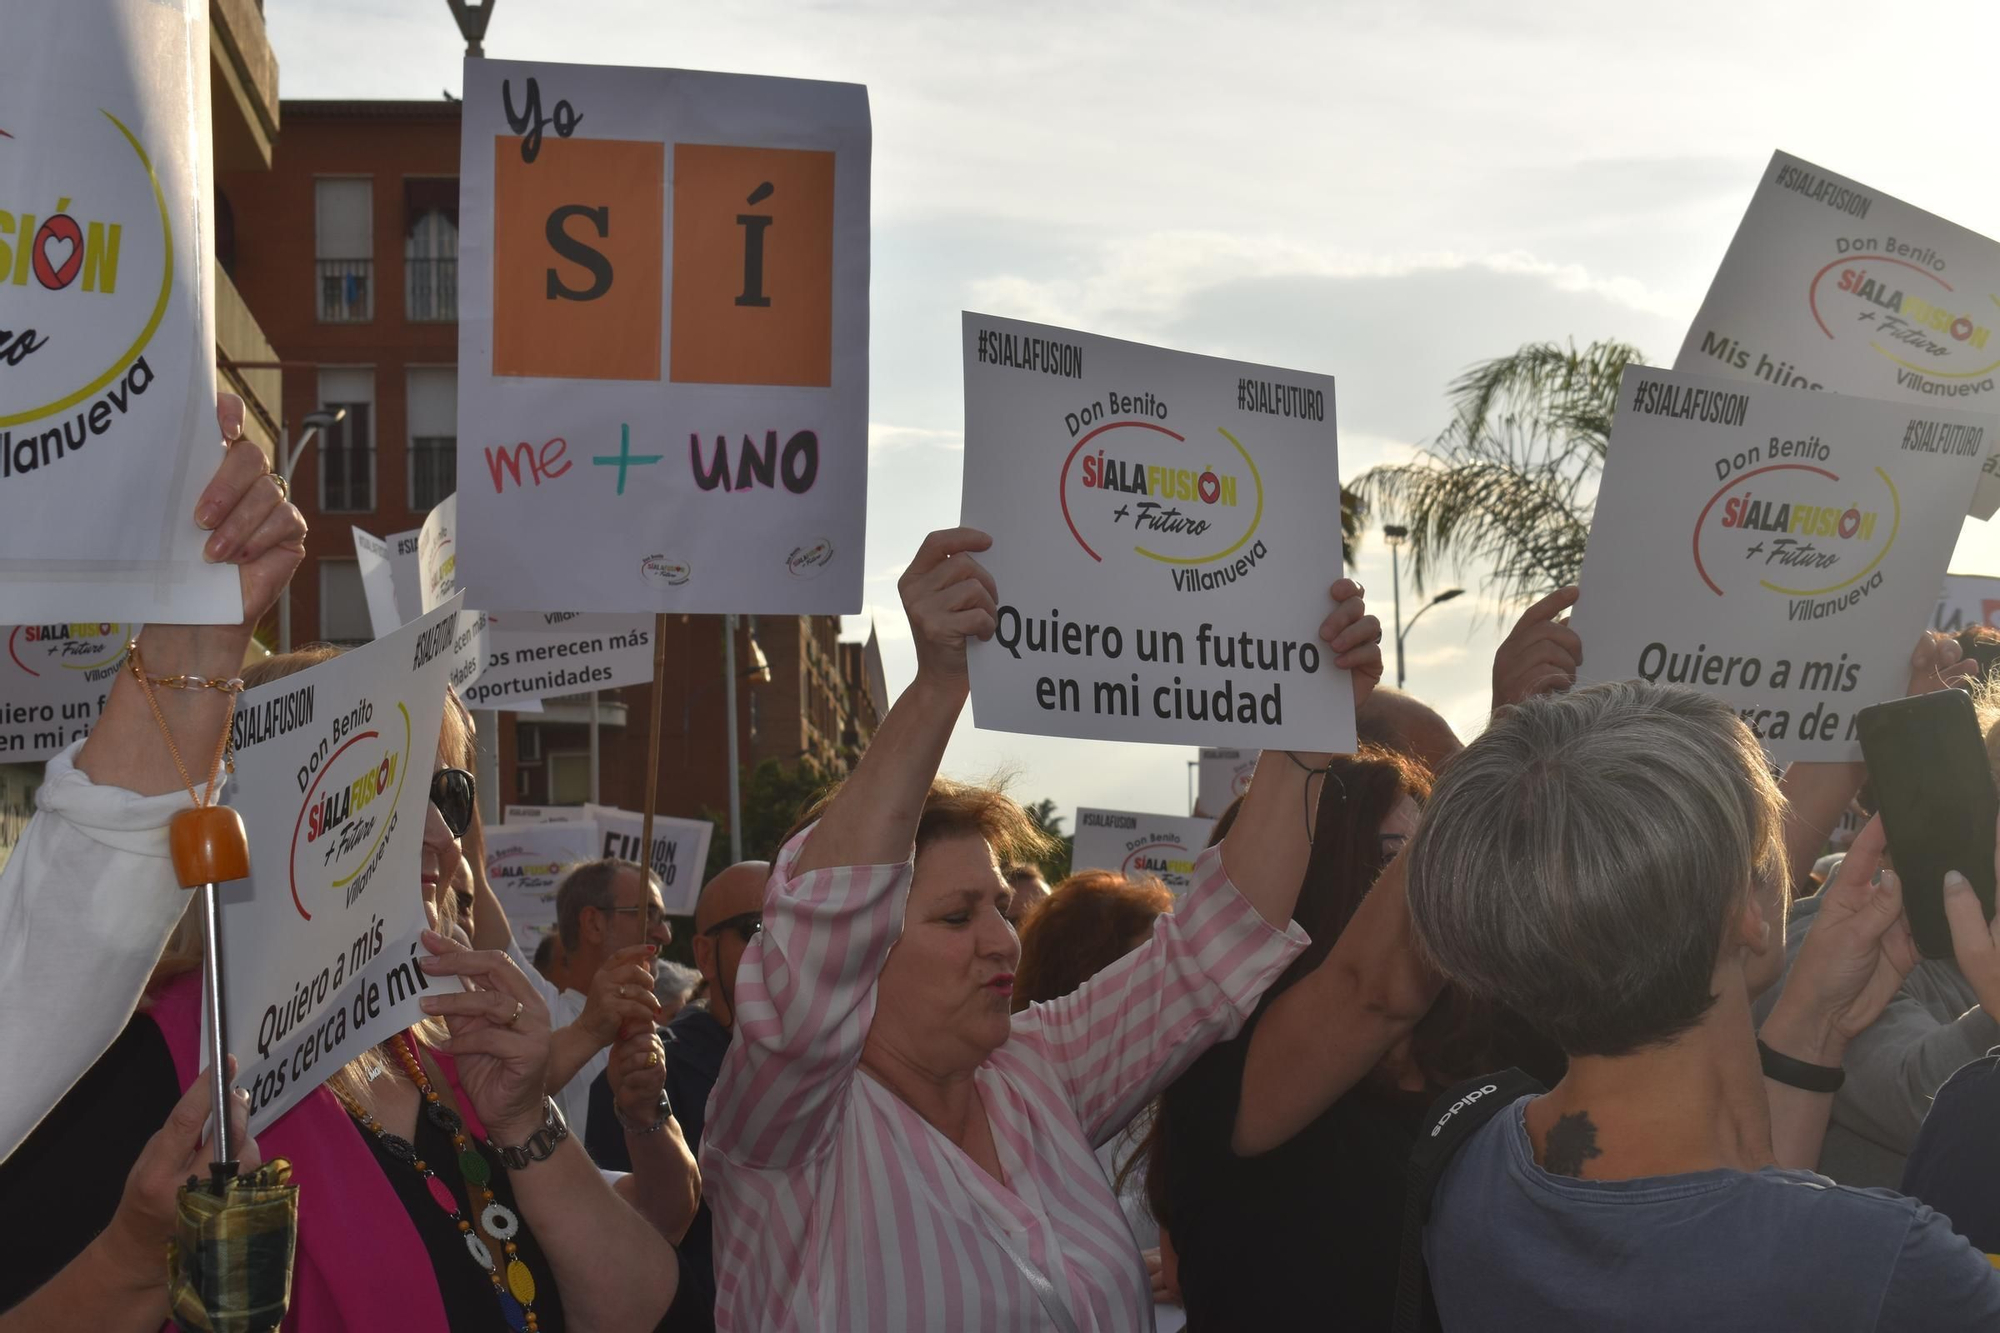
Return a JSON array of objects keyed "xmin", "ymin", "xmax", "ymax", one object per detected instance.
[{"xmin": 171, "ymin": 805, "xmax": 254, "ymax": 1177}]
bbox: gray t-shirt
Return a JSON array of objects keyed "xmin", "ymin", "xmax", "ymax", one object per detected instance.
[{"xmin": 1425, "ymin": 1097, "xmax": 2000, "ymax": 1330}]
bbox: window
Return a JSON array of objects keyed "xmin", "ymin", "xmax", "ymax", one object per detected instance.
[
  {"xmin": 548, "ymin": 752, "xmax": 591, "ymax": 805},
  {"xmin": 516, "ymin": 727, "xmax": 543, "ymax": 762},
  {"xmin": 406, "ymin": 367, "xmax": 457, "ymax": 511},
  {"xmin": 317, "ymin": 367, "xmax": 375, "ymax": 512},
  {"xmin": 319, "ymin": 560, "xmax": 373, "ymax": 645},
  {"xmin": 315, "ymin": 178, "xmax": 373, "ymax": 322},
  {"xmin": 404, "ymin": 179, "xmax": 459, "ymax": 322}
]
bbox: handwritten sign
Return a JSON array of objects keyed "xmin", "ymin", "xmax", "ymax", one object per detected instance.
[
  {"xmin": 1195, "ymin": 747, "xmax": 1256, "ymax": 818},
  {"xmin": 1070, "ymin": 807, "xmax": 1216, "ymax": 899},
  {"xmin": 217, "ymin": 597, "xmax": 464, "ymax": 1131},
  {"xmin": 483, "ymin": 819, "xmax": 601, "ymax": 949},
  {"xmin": 0, "ymin": 0, "xmax": 237, "ymax": 623},
  {"xmin": 0, "ymin": 620, "xmax": 135, "ymax": 760},
  {"xmin": 455, "ymin": 58, "xmax": 872, "ymax": 615},
  {"xmin": 1572, "ymin": 367, "xmax": 1987, "ymax": 762},
  {"xmin": 582, "ymin": 803, "xmax": 713, "ymax": 915},
  {"xmin": 961, "ymin": 314, "xmax": 1353, "ymax": 751},
  {"xmin": 1678, "ymin": 150, "xmax": 2000, "ymax": 519}
]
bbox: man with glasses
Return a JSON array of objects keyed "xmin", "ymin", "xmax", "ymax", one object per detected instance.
[{"xmin": 542, "ymin": 858, "xmax": 673, "ymax": 1136}]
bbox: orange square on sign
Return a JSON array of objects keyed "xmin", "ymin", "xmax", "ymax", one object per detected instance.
[
  {"xmin": 669, "ymin": 144, "xmax": 835, "ymax": 387},
  {"xmin": 492, "ymin": 136, "xmax": 664, "ymax": 381}
]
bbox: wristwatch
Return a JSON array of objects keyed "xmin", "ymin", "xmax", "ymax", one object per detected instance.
[
  {"xmin": 495, "ymin": 1098, "xmax": 569, "ymax": 1170},
  {"xmin": 618, "ymin": 1086, "xmax": 675, "ymax": 1136}
]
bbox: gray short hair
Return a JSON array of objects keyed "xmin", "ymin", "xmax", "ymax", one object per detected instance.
[
  {"xmin": 555, "ymin": 858, "xmax": 659, "ymax": 950},
  {"xmin": 1405, "ymin": 680, "xmax": 1784, "ymax": 1057}
]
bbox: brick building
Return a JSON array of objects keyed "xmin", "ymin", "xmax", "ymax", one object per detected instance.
[{"xmin": 216, "ymin": 98, "xmax": 878, "ymax": 840}]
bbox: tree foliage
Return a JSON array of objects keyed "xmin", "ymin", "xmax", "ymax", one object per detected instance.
[{"xmin": 1351, "ymin": 340, "xmax": 1644, "ymax": 608}]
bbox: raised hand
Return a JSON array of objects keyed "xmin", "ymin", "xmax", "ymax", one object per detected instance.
[
  {"xmin": 899, "ymin": 527, "xmax": 997, "ymax": 692},
  {"xmin": 417, "ymin": 929, "xmax": 555, "ymax": 1142},
  {"xmin": 1772, "ymin": 816, "xmax": 1918, "ymax": 1054},
  {"xmin": 191, "ymin": 393, "xmax": 308, "ymax": 631},
  {"xmin": 1907, "ymin": 629, "xmax": 1976, "ymax": 696},
  {"xmin": 1317, "ymin": 577, "xmax": 1382, "ymax": 708},
  {"xmin": 610, "ymin": 1025, "xmax": 670, "ymax": 1132},
  {"xmin": 104, "ymin": 1059, "xmax": 259, "ymax": 1270},
  {"xmin": 576, "ymin": 944, "xmax": 663, "ymax": 1048},
  {"xmin": 1493, "ymin": 586, "xmax": 1582, "ymax": 712}
]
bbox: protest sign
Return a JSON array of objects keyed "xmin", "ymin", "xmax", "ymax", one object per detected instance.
[
  {"xmin": 483, "ymin": 820, "xmax": 601, "ymax": 949},
  {"xmin": 352, "ymin": 526, "xmax": 423, "ymax": 640},
  {"xmin": 0, "ymin": 0, "xmax": 237, "ymax": 624},
  {"xmin": 1572, "ymin": 366, "xmax": 1987, "ymax": 763},
  {"xmin": 961, "ymin": 314, "xmax": 1353, "ymax": 751},
  {"xmin": 1678, "ymin": 150, "xmax": 2000, "ymax": 519},
  {"xmin": 218, "ymin": 596, "xmax": 465, "ymax": 1131},
  {"xmin": 1195, "ymin": 747, "xmax": 1257, "ymax": 818},
  {"xmin": 0, "ymin": 621, "xmax": 136, "ymax": 760},
  {"xmin": 455, "ymin": 59, "xmax": 872, "ymax": 615},
  {"xmin": 583, "ymin": 803, "xmax": 713, "ymax": 915},
  {"xmin": 503, "ymin": 804, "xmax": 584, "ymax": 823},
  {"xmin": 1933, "ymin": 573, "xmax": 2000, "ymax": 634},
  {"xmin": 1071, "ymin": 807, "xmax": 1217, "ymax": 898},
  {"xmin": 415, "ymin": 496, "xmax": 656, "ymax": 707}
]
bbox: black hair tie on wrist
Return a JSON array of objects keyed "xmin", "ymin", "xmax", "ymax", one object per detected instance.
[{"xmin": 1757, "ymin": 1037, "xmax": 1845, "ymax": 1093}]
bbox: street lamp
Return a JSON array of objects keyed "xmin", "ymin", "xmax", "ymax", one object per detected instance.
[
  {"xmin": 1380, "ymin": 524, "xmax": 1465, "ymax": 689},
  {"xmin": 1397, "ymin": 589, "xmax": 1465, "ymax": 688},
  {"xmin": 276, "ymin": 407, "xmax": 346, "ymax": 654}
]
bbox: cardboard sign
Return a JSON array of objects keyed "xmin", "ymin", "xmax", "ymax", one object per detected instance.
[
  {"xmin": 1933, "ymin": 574, "xmax": 2000, "ymax": 635},
  {"xmin": 961, "ymin": 314, "xmax": 1353, "ymax": 751},
  {"xmin": 0, "ymin": 0, "xmax": 237, "ymax": 624},
  {"xmin": 413, "ymin": 496, "xmax": 655, "ymax": 707},
  {"xmin": 455, "ymin": 58, "xmax": 872, "ymax": 615},
  {"xmin": 352, "ymin": 526, "xmax": 423, "ymax": 640},
  {"xmin": 0, "ymin": 620, "xmax": 136, "ymax": 760},
  {"xmin": 1070, "ymin": 807, "xmax": 1217, "ymax": 898},
  {"xmin": 582, "ymin": 803, "xmax": 713, "ymax": 915},
  {"xmin": 483, "ymin": 820, "xmax": 601, "ymax": 949},
  {"xmin": 218, "ymin": 597, "xmax": 464, "ymax": 1131},
  {"xmin": 1572, "ymin": 367, "xmax": 1987, "ymax": 762},
  {"xmin": 1678, "ymin": 150, "xmax": 2000, "ymax": 519},
  {"xmin": 1195, "ymin": 747, "xmax": 1257, "ymax": 818}
]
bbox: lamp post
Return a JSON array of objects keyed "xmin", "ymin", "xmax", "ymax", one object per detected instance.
[
  {"xmin": 1382, "ymin": 525, "xmax": 1408, "ymax": 689},
  {"xmin": 724, "ymin": 616, "xmax": 770, "ymax": 863},
  {"xmin": 1397, "ymin": 589, "xmax": 1466, "ymax": 688},
  {"xmin": 276, "ymin": 407, "xmax": 344, "ymax": 654}
]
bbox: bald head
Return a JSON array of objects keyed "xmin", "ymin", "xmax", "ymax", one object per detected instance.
[
  {"xmin": 1357, "ymin": 687, "xmax": 1462, "ymax": 774},
  {"xmin": 695, "ymin": 861, "xmax": 770, "ymax": 935}
]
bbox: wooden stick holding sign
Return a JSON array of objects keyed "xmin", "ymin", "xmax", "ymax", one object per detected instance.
[{"xmin": 640, "ymin": 614, "xmax": 669, "ymax": 866}]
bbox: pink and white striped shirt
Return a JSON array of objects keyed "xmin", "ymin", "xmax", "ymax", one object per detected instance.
[{"xmin": 702, "ymin": 832, "xmax": 1307, "ymax": 1331}]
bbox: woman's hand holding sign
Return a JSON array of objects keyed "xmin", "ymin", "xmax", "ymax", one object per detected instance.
[
  {"xmin": 901, "ymin": 526, "xmax": 998, "ymax": 697},
  {"xmin": 1318, "ymin": 576, "xmax": 1383, "ymax": 709},
  {"xmin": 417, "ymin": 928, "xmax": 555, "ymax": 1144}
]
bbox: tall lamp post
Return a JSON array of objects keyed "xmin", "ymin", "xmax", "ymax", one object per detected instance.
[
  {"xmin": 276, "ymin": 408, "xmax": 345, "ymax": 654},
  {"xmin": 1380, "ymin": 523, "xmax": 1465, "ymax": 689}
]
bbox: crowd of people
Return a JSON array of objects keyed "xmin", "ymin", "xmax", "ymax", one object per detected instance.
[{"xmin": 9, "ymin": 395, "xmax": 2000, "ymax": 1331}]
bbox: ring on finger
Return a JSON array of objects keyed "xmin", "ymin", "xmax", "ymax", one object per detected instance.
[
  {"xmin": 619, "ymin": 984, "xmax": 631, "ymax": 1000},
  {"xmin": 269, "ymin": 472, "xmax": 290, "ymax": 505},
  {"xmin": 647, "ymin": 1049, "xmax": 661, "ymax": 1068},
  {"xmin": 503, "ymin": 999, "xmax": 523, "ymax": 1028}
]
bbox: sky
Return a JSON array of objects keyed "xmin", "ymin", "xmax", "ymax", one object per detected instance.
[{"xmin": 269, "ymin": 0, "xmax": 2000, "ymax": 825}]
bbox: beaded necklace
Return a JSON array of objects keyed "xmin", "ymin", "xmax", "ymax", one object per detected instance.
[{"xmin": 330, "ymin": 1032, "xmax": 541, "ymax": 1332}]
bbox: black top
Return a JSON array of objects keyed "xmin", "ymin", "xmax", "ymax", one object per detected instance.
[
  {"xmin": 1903, "ymin": 1053, "xmax": 2000, "ymax": 1256},
  {"xmin": 0, "ymin": 1012, "xmax": 565, "ymax": 1330},
  {"xmin": 1158, "ymin": 995, "xmax": 1422, "ymax": 1331}
]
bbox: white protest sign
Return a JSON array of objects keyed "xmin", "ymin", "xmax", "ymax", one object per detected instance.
[
  {"xmin": 352, "ymin": 526, "xmax": 423, "ymax": 640},
  {"xmin": 1932, "ymin": 573, "xmax": 2000, "ymax": 634},
  {"xmin": 0, "ymin": 621, "xmax": 135, "ymax": 760},
  {"xmin": 483, "ymin": 820, "xmax": 600, "ymax": 949},
  {"xmin": 220, "ymin": 596, "xmax": 465, "ymax": 1131},
  {"xmin": 583, "ymin": 803, "xmax": 713, "ymax": 915},
  {"xmin": 1678, "ymin": 150, "xmax": 2000, "ymax": 519},
  {"xmin": 1572, "ymin": 366, "xmax": 1987, "ymax": 763},
  {"xmin": 455, "ymin": 59, "xmax": 872, "ymax": 615},
  {"xmin": 0, "ymin": 0, "xmax": 237, "ymax": 623},
  {"xmin": 1195, "ymin": 747, "xmax": 1257, "ymax": 818},
  {"xmin": 1071, "ymin": 807, "xmax": 1217, "ymax": 898},
  {"xmin": 417, "ymin": 495, "xmax": 656, "ymax": 707},
  {"xmin": 503, "ymin": 804, "xmax": 585, "ymax": 824},
  {"xmin": 961, "ymin": 315, "xmax": 1353, "ymax": 751}
]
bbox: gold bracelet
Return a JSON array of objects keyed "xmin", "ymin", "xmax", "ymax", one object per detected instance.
[{"xmin": 126, "ymin": 640, "xmax": 246, "ymax": 695}]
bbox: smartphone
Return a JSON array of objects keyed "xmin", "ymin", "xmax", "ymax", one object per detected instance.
[{"xmin": 1855, "ymin": 690, "xmax": 1999, "ymax": 959}]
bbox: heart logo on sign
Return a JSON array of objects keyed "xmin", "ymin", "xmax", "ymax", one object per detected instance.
[{"xmin": 38, "ymin": 233, "xmax": 76, "ymax": 275}]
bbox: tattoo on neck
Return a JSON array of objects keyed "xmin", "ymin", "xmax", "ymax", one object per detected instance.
[{"xmin": 1543, "ymin": 1111, "xmax": 1603, "ymax": 1178}]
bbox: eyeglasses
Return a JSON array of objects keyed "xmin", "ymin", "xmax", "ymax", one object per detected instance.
[
  {"xmin": 430, "ymin": 768, "xmax": 476, "ymax": 839},
  {"xmin": 701, "ymin": 911, "xmax": 762, "ymax": 941},
  {"xmin": 606, "ymin": 902, "xmax": 668, "ymax": 928}
]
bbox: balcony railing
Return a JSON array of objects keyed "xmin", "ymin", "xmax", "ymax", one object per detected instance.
[
  {"xmin": 316, "ymin": 259, "xmax": 373, "ymax": 322},
  {"xmin": 406, "ymin": 257, "xmax": 458, "ymax": 322}
]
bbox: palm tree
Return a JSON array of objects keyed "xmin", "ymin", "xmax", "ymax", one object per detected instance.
[{"xmin": 1352, "ymin": 340, "xmax": 1643, "ymax": 608}]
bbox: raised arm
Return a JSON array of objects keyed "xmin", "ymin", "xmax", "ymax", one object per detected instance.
[
  {"xmin": 0, "ymin": 395, "xmax": 305, "ymax": 1158},
  {"xmin": 706, "ymin": 528, "xmax": 994, "ymax": 1170}
]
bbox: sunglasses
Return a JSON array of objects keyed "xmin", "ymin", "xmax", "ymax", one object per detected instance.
[
  {"xmin": 701, "ymin": 911, "xmax": 762, "ymax": 941},
  {"xmin": 431, "ymin": 768, "xmax": 476, "ymax": 838}
]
